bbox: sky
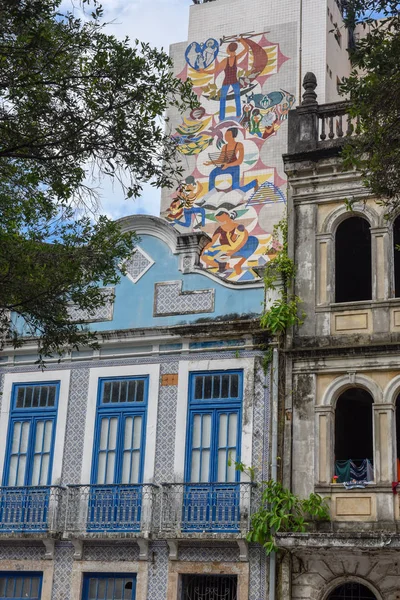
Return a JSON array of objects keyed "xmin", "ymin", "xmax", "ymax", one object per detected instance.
[{"xmin": 71, "ymin": 0, "xmax": 193, "ymax": 220}]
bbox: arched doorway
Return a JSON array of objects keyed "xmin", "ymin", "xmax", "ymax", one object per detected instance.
[
  {"xmin": 327, "ymin": 582, "xmax": 377, "ymax": 599},
  {"xmin": 396, "ymin": 394, "xmax": 400, "ymax": 480},
  {"xmin": 335, "ymin": 388, "xmax": 374, "ymax": 483}
]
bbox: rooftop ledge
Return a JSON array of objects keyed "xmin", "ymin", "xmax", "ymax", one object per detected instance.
[{"xmin": 275, "ymin": 532, "xmax": 400, "ymax": 550}]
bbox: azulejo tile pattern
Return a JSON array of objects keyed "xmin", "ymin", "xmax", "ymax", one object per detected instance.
[
  {"xmin": 154, "ymin": 281, "xmax": 215, "ymax": 316},
  {"xmin": 61, "ymin": 368, "xmax": 90, "ymax": 485},
  {"xmin": 154, "ymin": 363, "xmax": 179, "ymax": 483},
  {"xmin": 148, "ymin": 542, "xmax": 169, "ymax": 600},
  {"xmin": 178, "ymin": 545, "xmax": 240, "ymax": 562},
  {"xmin": 51, "ymin": 544, "xmax": 74, "ymax": 600},
  {"xmin": 68, "ymin": 288, "xmax": 115, "ymax": 323},
  {"xmin": 125, "ymin": 247, "xmax": 155, "ymax": 284},
  {"xmin": 83, "ymin": 544, "xmax": 140, "ymax": 562},
  {"xmin": 0, "ymin": 544, "xmax": 45, "ymax": 561}
]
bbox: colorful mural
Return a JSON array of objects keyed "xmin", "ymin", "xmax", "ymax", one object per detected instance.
[{"xmin": 163, "ymin": 31, "xmax": 294, "ymax": 282}]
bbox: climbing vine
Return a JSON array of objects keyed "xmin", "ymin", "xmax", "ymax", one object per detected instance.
[
  {"xmin": 233, "ymin": 461, "xmax": 330, "ymax": 555},
  {"xmin": 260, "ymin": 217, "xmax": 303, "ymax": 335}
]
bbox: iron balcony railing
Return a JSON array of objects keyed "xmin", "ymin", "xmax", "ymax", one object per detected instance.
[
  {"xmin": 160, "ymin": 482, "xmax": 254, "ymax": 535},
  {"xmin": 0, "ymin": 486, "xmax": 62, "ymax": 534},
  {"xmin": 65, "ymin": 484, "xmax": 157, "ymax": 536}
]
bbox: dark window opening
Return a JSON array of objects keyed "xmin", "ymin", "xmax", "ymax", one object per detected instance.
[
  {"xmin": 328, "ymin": 582, "xmax": 377, "ymax": 599},
  {"xmin": 335, "ymin": 217, "xmax": 372, "ymax": 303},
  {"xmin": 396, "ymin": 395, "xmax": 400, "ymax": 481},
  {"xmin": 335, "ymin": 388, "xmax": 374, "ymax": 482},
  {"xmin": 181, "ymin": 575, "xmax": 237, "ymax": 600},
  {"xmin": 393, "ymin": 215, "xmax": 400, "ymax": 297}
]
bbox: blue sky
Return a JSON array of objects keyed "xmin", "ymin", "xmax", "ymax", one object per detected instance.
[{"xmin": 66, "ymin": 0, "xmax": 192, "ymax": 220}]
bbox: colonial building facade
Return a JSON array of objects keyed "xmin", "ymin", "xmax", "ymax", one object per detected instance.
[
  {"xmin": 280, "ymin": 75, "xmax": 400, "ymax": 600},
  {"xmin": 0, "ymin": 216, "xmax": 273, "ymax": 600}
]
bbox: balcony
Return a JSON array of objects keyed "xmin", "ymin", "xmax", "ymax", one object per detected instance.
[
  {"xmin": 159, "ymin": 482, "xmax": 254, "ymax": 538},
  {"xmin": 64, "ymin": 484, "xmax": 157, "ymax": 539},
  {"xmin": 0, "ymin": 486, "xmax": 62, "ymax": 537}
]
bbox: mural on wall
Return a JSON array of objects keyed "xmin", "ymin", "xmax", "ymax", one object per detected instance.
[{"xmin": 163, "ymin": 31, "xmax": 294, "ymax": 282}]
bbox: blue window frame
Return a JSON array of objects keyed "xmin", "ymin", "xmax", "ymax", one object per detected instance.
[
  {"xmin": 1, "ymin": 384, "xmax": 59, "ymax": 532},
  {"xmin": 89, "ymin": 377, "xmax": 148, "ymax": 531},
  {"xmin": 82, "ymin": 574, "xmax": 136, "ymax": 600},
  {"xmin": 184, "ymin": 371, "xmax": 243, "ymax": 532},
  {"xmin": 0, "ymin": 572, "xmax": 42, "ymax": 599}
]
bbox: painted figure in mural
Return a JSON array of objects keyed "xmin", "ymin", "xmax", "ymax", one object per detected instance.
[
  {"xmin": 185, "ymin": 38, "xmax": 219, "ymax": 71},
  {"xmin": 202, "ymin": 210, "xmax": 259, "ymax": 275},
  {"xmin": 250, "ymin": 109, "xmax": 262, "ymax": 137},
  {"xmin": 204, "ymin": 128, "xmax": 259, "ymax": 193},
  {"xmin": 200, "ymin": 39, "xmax": 249, "ymax": 121},
  {"xmin": 167, "ymin": 176, "xmax": 206, "ymax": 229}
]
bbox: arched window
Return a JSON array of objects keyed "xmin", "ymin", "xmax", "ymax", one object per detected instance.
[
  {"xmin": 396, "ymin": 394, "xmax": 400, "ymax": 481},
  {"xmin": 335, "ymin": 389, "xmax": 374, "ymax": 483},
  {"xmin": 335, "ymin": 217, "xmax": 372, "ymax": 303},
  {"xmin": 393, "ymin": 215, "xmax": 400, "ymax": 297},
  {"xmin": 327, "ymin": 582, "xmax": 377, "ymax": 599}
]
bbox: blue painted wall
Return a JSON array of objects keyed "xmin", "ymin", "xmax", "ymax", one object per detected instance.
[{"xmin": 94, "ymin": 234, "xmax": 263, "ymax": 331}]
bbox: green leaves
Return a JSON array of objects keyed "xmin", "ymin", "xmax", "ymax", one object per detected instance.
[
  {"xmin": 341, "ymin": 3, "xmax": 400, "ymax": 212},
  {"xmin": 0, "ymin": 0, "xmax": 197, "ymax": 362},
  {"xmin": 246, "ymin": 480, "xmax": 330, "ymax": 555},
  {"xmin": 261, "ymin": 218, "xmax": 303, "ymax": 336}
]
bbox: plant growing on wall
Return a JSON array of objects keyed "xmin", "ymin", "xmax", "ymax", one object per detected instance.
[
  {"xmin": 260, "ymin": 217, "xmax": 303, "ymax": 336},
  {"xmin": 233, "ymin": 461, "xmax": 330, "ymax": 555}
]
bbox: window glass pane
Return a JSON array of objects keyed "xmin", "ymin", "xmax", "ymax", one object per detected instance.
[
  {"xmin": 43, "ymin": 421, "xmax": 53, "ymax": 452},
  {"xmin": 227, "ymin": 450, "xmax": 236, "ymax": 482},
  {"xmin": 127, "ymin": 380, "xmax": 136, "ymax": 402},
  {"xmin": 31, "ymin": 455, "xmax": 41, "ymax": 486},
  {"xmin": 200, "ymin": 449, "xmax": 210, "ymax": 482},
  {"xmin": 191, "ymin": 450, "xmax": 200, "ymax": 482},
  {"xmin": 14, "ymin": 578, "xmax": 23, "ymax": 597},
  {"xmin": 192, "ymin": 415, "xmax": 201, "ymax": 447},
  {"xmin": 133, "ymin": 417, "xmax": 142, "ymax": 450},
  {"xmin": 119, "ymin": 381, "xmax": 127, "ymax": 403},
  {"xmin": 228, "ymin": 414, "xmax": 238, "ymax": 447},
  {"xmin": 218, "ymin": 449, "xmax": 226, "ymax": 481},
  {"xmin": 108, "ymin": 418, "xmax": 118, "ymax": 450},
  {"xmin": 130, "ymin": 452, "xmax": 140, "ymax": 484},
  {"xmin": 213, "ymin": 376, "xmax": 221, "ymax": 398},
  {"xmin": 99, "ymin": 419, "xmax": 109, "ymax": 450},
  {"xmin": 25, "ymin": 387, "xmax": 33, "ymax": 408},
  {"xmin": 230, "ymin": 374, "xmax": 239, "ymax": 398},
  {"xmin": 88, "ymin": 579, "xmax": 98, "ymax": 600},
  {"xmin": 194, "ymin": 376, "xmax": 203, "ymax": 400},
  {"xmin": 16, "ymin": 388, "xmax": 25, "ymax": 408},
  {"xmin": 40, "ymin": 454, "xmax": 50, "ymax": 485},
  {"xmin": 31, "ymin": 578, "xmax": 40, "ymax": 598},
  {"xmin": 97, "ymin": 453, "xmax": 106, "ymax": 484},
  {"xmin": 106, "ymin": 578, "xmax": 115, "ymax": 599},
  {"xmin": 33, "ymin": 387, "xmax": 41, "ymax": 408},
  {"xmin": 111, "ymin": 382, "xmax": 120, "ymax": 403},
  {"xmin": 11, "ymin": 422, "xmax": 21, "ymax": 453},
  {"xmin": 221, "ymin": 375, "xmax": 230, "ymax": 398},
  {"xmin": 5, "ymin": 578, "xmax": 15, "ymax": 597},
  {"xmin": 106, "ymin": 452, "xmax": 116, "ymax": 484},
  {"xmin": 204, "ymin": 376, "xmax": 212, "ymax": 399},
  {"xmin": 103, "ymin": 382, "xmax": 111, "ymax": 403},
  {"xmin": 97, "ymin": 579, "xmax": 106, "ymax": 599},
  {"xmin": 219, "ymin": 414, "xmax": 228, "ymax": 447},
  {"xmin": 17, "ymin": 456, "xmax": 26, "ymax": 486},
  {"xmin": 20, "ymin": 422, "xmax": 30, "ymax": 453},
  {"xmin": 124, "ymin": 580, "xmax": 133, "ymax": 599},
  {"xmin": 202, "ymin": 414, "xmax": 211, "ymax": 447},
  {"xmin": 136, "ymin": 380, "xmax": 144, "ymax": 403},
  {"xmin": 122, "ymin": 452, "xmax": 131, "ymax": 484},
  {"xmin": 114, "ymin": 579, "xmax": 123, "ymax": 600},
  {"xmin": 0, "ymin": 578, "xmax": 5, "ymax": 596},
  {"xmin": 8, "ymin": 456, "xmax": 18, "ymax": 486},
  {"xmin": 48, "ymin": 385, "xmax": 56, "ymax": 407},
  {"xmin": 124, "ymin": 418, "xmax": 133, "ymax": 450},
  {"xmin": 35, "ymin": 422, "xmax": 44, "ymax": 452}
]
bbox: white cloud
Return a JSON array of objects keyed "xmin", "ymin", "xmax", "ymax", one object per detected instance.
[{"xmin": 63, "ymin": 0, "xmax": 191, "ymax": 220}]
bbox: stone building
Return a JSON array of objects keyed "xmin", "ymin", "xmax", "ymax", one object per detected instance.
[
  {"xmin": 279, "ymin": 74, "xmax": 400, "ymax": 600},
  {"xmin": 0, "ymin": 215, "xmax": 275, "ymax": 600}
]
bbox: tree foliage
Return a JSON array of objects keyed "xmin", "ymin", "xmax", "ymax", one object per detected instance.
[
  {"xmin": 0, "ymin": 0, "xmax": 196, "ymax": 362},
  {"xmin": 341, "ymin": 1, "xmax": 400, "ymax": 210}
]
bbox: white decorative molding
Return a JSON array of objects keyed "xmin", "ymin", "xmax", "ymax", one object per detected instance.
[
  {"xmin": 72, "ymin": 539, "xmax": 84, "ymax": 561},
  {"xmin": 124, "ymin": 247, "xmax": 155, "ymax": 284},
  {"xmin": 154, "ymin": 280, "xmax": 215, "ymax": 316},
  {"xmin": 43, "ymin": 539, "xmax": 55, "ymax": 560},
  {"xmin": 237, "ymin": 540, "xmax": 249, "ymax": 562},
  {"xmin": 137, "ymin": 538, "xmax": 149, "ymax": 561},
  {"xmin": 167, "ymin": 540, "xmax": 179, "ymax": 561}
]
